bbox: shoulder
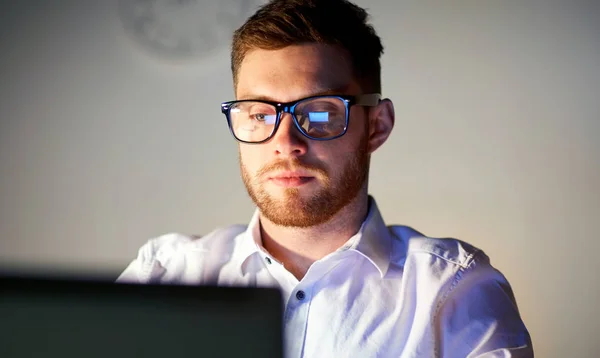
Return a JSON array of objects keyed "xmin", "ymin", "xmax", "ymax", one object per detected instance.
[
  {"xmin": 116, "ymin": 224, "xmax": 247, "ymax": 283},
  {"xmin": 141, "ymin": 224, "xmax": 247, "ymax": 260},
  {"xmin": 387, "ymin": 226, "xmax": 532, "ymax": 355},
  {"xmin": 385, "ymin": 225, "xmax": 501, "ymax": 314},
  {"xmin": 165, "ymin": 224, "xmax": 247, "ymax": 250},
  {"xmin": 389, "ymin": 225, "xmax": 485, "ymax": 270}
]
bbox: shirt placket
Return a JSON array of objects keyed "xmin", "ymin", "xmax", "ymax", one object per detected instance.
[
  {"xmin": 281, "ymin": 255, "xmax": 347, "ymax": 358},
  {"xmin": 283, "ymin": 282, "xmax": 314, "ymax": 358}
]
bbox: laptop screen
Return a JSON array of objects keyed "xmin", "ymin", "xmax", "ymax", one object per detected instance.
[{"xmin": 0, "ymin": 276, "xmax": 283, "ymax": 358}]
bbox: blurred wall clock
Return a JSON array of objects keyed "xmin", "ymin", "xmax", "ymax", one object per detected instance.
[{"xmin": 118, "ymin": 0, "xmax": 264, "ymax": 61}]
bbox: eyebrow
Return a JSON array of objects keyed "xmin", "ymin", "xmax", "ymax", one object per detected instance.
[{"xmin": 238, "ymin": 85, "xmax": 352, "ymax": 103}]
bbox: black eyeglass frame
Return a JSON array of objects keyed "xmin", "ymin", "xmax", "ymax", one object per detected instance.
[{"xmin": 220, "ymin": 93, "xmax": 381, "ymax": 144}]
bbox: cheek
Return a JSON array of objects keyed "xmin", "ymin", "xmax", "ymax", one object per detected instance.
[
  {"xmin": 239, "ymin": 145, "xmax": 263, "ymax": 172},
  {"xmin": 326, "ymin": 133, "xmax": 368, "ymax": 172},
  {"xmin": 319, "ymin": 140, "xmax": 355, "ymax": 170}
]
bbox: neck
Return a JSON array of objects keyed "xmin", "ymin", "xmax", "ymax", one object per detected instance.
[{"xmin": 259, "ymin": 190, "xmax": 370, "ymax": 281}]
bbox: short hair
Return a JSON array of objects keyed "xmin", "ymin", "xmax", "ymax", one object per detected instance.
[{"xmin": 231, "ymin": 0, "xmax": 384, "ymax": 93}]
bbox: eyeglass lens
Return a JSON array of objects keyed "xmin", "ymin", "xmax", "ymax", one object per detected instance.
[{"xmin": 229, "ymin": 97, "xmax": 347, "ymax": 142}]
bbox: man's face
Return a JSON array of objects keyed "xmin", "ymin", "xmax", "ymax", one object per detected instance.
[{"xmin": 235, "ymin": 44, "xmax": 371, "ymax": 227}]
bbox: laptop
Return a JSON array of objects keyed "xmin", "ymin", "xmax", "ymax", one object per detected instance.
[{"xmin": 0, "ymin": 275, "xmax": 283, "ymax": 358}]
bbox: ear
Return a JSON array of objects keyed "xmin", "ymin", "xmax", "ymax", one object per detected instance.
[{"xmin": 367, "ymin": 98, "xmax": 395, "ymax": 154}]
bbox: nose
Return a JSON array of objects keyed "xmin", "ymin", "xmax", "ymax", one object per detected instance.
[{"xmin": 271, "ymin": 113, "xmax": 308, "ymax": 157}]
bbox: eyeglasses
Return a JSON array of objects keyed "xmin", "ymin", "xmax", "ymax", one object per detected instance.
[{"xmin": 220, "ymin": 93, "xmax": 381, "ymax": 144}]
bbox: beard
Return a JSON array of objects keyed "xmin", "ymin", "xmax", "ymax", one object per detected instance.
[{"xmin": 240, "ymin": 134, "xmax": 370, "ymax": 228}]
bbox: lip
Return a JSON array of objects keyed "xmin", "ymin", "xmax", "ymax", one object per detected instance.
[
  {"xmin": 269, "ymin": 170, "xmax": 314, "ymax": 179},
  {"xmin": 268, "ymin": 171, "xmax": 315, "ymax": 187}
]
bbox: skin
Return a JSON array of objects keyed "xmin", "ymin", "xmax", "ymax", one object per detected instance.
[{"xmin": 235, "ymin": 43, "xmax": 395, "ymax": 280}]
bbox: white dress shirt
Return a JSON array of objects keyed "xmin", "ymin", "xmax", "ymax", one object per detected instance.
[{"xmin": 117, "ymin": 197, "xmax": 533, "ymax": 357}]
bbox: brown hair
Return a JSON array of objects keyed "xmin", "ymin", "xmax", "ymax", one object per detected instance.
[{"xmin": 231, "ymin": 0, "xmax": 384, "ymax": 93}]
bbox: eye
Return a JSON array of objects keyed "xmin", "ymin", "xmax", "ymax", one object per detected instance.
[
  {"xmin": 250, "ymin": 113, "xmax": 276, "ymax": 124},
  {"xmin": 247, "ymin": 103, "xmax": 276, "ymax": 124},
  {"xmin": 307, "ymin": 125, "xmax": 328, "ymax": 135},
  {"xmin": 250, "ymin": 113, "xmax": 266, "ymax": 121}
]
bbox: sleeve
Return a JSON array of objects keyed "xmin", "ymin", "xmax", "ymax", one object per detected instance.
[
  {"xmin": 436, "ymin": 251, "xmax": 534, "ymax": 357},
  {"xmin": 115, "ymin": 238, "xmax": 167, "ymax": 284}
]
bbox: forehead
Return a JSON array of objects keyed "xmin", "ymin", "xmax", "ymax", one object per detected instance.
[{"xmin": 235, "ymin": 44, "xmax": 358, "ymax": 102}]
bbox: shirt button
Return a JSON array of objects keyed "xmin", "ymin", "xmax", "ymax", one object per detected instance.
[
  {"xmin": 265, "ymin": 257, "xmax": 272, "ymax": 264},
  {"xmin": 296, "ymin": 290, "xmax": 306, "ymax": 301}
]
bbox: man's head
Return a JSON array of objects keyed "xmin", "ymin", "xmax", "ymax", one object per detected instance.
[
  {"xmin": 225, "ymin": 0, "xmax": 395, "ymax": 228},
  {"xmin": 231, "ymin": 0, "xmax": 383, "ymax": 93}
]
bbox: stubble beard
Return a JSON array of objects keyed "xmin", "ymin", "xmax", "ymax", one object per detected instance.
[{"xmin": 240, "ymin": 134, "xmax": 370, "ymax": 228}]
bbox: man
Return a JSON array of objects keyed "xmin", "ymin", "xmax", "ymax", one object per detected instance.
[{"xmin": 118, "ymin": 0, "xmax": 533, "ymax": 356}]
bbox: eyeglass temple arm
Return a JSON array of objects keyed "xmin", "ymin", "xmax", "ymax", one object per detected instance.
[{"xmin": 355, "ymin": 93, "xmax": 382, "ymax": 106}]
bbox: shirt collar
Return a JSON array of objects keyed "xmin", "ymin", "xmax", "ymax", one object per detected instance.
[
  {"xmin": 337, "ymin": 196, "xmax": 392, "ymax": 277},
  {"xmin": 232, "ymin": 196, "xmax": 392, "ymax": 277},
  {"xmin": 230, "ymin": 210, "xmax": 264, "ymax": 275}
]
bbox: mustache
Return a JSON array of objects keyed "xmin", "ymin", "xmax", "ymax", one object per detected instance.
[{"xmin": 257, "ymin": 159, "xmax": 328, "ymax": 178}]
